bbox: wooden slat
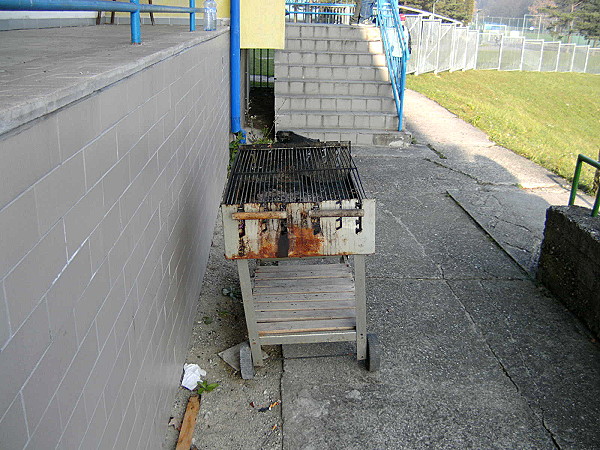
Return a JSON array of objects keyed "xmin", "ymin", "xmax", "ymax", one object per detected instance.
[
  {"xmin": 254, "ymin": 286, "xmax": 355, "ymax": 296},
  {"xmin": 256, "ymin": 308, "xmax": 356, "ymax": 322},
  {"xmin": 255, "ymin": 264, "xmax": 350, "ymax": 273},
  {"xmin": 254, "ymin": 291, "xmax": 356, "ymax": 303},
  {"xmin": 255, "ymin": 299, "xmax": 356, "ymax": 311},
  {"xmin": 232, "ymin": 211, "xmax": 287, "ymax": 220},
  {"xmin": 254, "ymin": 270, "xmax": 352, "ymax": 280},
  {"xmin": 175, "ymin": 395, "xmax": 200, "ymax": 450},
  {"xmin": 308, "ymin": 209, "xmax": 364, "ymax": 218},
  {"xmin": 254, "ymin": 277, "xmax": 354, "ymax": 289},
  {"xmin": 258, "ymin": 318, "xmax": 356, "ymax": 335}
]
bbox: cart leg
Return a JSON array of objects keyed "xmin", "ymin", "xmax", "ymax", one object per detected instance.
[
  {"xmin": 237, "ymin": 259, "xmax": 264, "ymax": 366},
  {"xmin": 354, "ymin": 254, "xmax": 367, "ymax": 361}
]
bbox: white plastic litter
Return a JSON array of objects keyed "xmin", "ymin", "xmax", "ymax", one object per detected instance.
[{"xmin": 181, "ymin": 363, "xmax": 207, "ymax": 390}]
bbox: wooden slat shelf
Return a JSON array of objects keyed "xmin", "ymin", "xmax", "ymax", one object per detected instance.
[
  {"xmin": 254, "ymin": 292, "xmax": 356, "ymax": 303},
  {"xmin": 254, "ymin": 277, "xmax": 353, "ymax": 289},
  {"xmin": 253, "ymin": 270, "xmax": 353, "ymax": 280},
  {"xmin": 255, "ymin": 263, "xmax": 351, "ymax": 273},
  {"xmin": 252, "ymin": 263, "xmax": 358, "ymax": 336},
  {"xmin": 255, "ymin": 300, "xmax": 357, "ymax": 311},
  {"xmin": 258, "ymin": 318, "xmax": 356, "ymax": 335},
  {"xmin": 256, "ymin": 308, "xmax": 356, "ymax": 322}
]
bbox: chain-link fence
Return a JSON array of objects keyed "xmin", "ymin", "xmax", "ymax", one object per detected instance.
[{"xmin": 407, "ymin": 15, "xmax": 600, "ymax": 75}]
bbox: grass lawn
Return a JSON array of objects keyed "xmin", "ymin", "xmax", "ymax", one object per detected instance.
[{"xmin": 406, "ymin": 71, "xmax": 600, "ymax": 192}]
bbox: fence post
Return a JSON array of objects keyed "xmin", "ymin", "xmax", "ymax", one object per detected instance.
[
  {"xmin": 538, "ymin": 41, "xmax": 544, "ymax": 72},
  {"xmin": 434, "ymin": 23, "xmax": 441, "ymax": 73},
  {"xmin": 569, "ymin": 44, "xmax": 576, "ymax": 72},
  {"xmin": 498, "ymin": 33, "xmax": 504, "ymax": 70},
  {"xmin": 584, "ymin": 46, "xmax": 590, "ymax": 73},
  {"xmin": 555, "ymin": 43, "xmax": 561, "ymax": 71},
  {"xmin": 473, "ymin": 30, "xmax": 480, "ymax": 70},
  {"xmin": 417, "ymin": 16, "xmax": 424, "ymax": 75},
  {"xmin": 519, "ymin": 38, "xmax": 526, "ymax": 71}
]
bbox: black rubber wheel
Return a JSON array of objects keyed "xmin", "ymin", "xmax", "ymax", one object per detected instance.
[
  {"xmin": 239, "ymin": 341, "xmax": 255, "ymax": 380},
  {"xmin": 366, "ymin": 333, "xmax": 380, "ymax": 372}
]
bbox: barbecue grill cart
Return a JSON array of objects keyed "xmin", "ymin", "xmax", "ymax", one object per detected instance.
[{"xmin": 221, "ymin": 141, "xmax": 378, "ymax": 379}]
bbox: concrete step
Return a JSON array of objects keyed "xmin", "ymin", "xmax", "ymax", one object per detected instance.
[
  {"xmin": 275, "ymin": 50, "xmax": 387, "ymax": 67},
  {"xmin": 275, "ymin": 78, "xmax": 393, "ymax": 97},
  {"xmin": 286, "ymin": 23, "xmax": 381, "ymax": 41},
  {"xmin": 275, "ymin": 94, "xmax": 396, "ymax": 114},
  {"xmin": 271, "ymin": 127, "xmax": 410, "ymax": 146},
  {"xmin": 285, "ymin": 37, "xmax": 384, "ymax": 54},
  {"xmin": 276, "ymin": 64, "xmax": 389, "ymax": 82},
  {"xmin": 276, "ymin": 110, "xmax": 399, "ymax": 130}
]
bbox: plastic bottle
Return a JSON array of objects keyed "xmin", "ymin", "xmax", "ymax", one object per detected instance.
[{"xmin": 204, "ymin": 0, "xmax": 217, "ymax": 31}]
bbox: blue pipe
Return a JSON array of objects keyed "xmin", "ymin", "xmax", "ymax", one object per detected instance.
[
  {"xmin": 0, "ymin": 0, "xmax": 203, "ymax": 44},
  {"xmin": 230, "ymin": 0, "xmax": 245, "ymax": 139},
  {"xmin": 0, "ymin": 0, "xmax": 201, "ymax": 14}
]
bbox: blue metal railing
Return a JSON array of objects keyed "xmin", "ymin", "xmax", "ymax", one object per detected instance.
[
  {"xmin": 376, "ymin": 0, "xmax": 410, "ymax": 131},
  {"xmin": 286, "ymin": 1, "xmax": 355, "ymax": 24},
  {"xmin": 0, "ymin": 0, "xmax": 203, "ymax": 43}
]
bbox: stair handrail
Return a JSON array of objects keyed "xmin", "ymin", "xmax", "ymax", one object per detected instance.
[{"xmin": 376, "ymin": 0, "xmax": 410, "ymax": 131}]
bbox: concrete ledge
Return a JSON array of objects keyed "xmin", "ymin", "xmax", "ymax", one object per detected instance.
[
  {"xmin": 538, "ymin": 205, "xmax": 600, "ymax": 336},
  {"xmin": 0, "ymin": 25, "xmax": 228, "ymax": 136}
]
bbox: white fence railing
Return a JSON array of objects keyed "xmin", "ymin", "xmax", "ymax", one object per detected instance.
[{"xmin": 406, "ymin": 15, "xmax": 600, "ymax": 75}]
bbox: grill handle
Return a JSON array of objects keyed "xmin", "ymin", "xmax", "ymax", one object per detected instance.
[
  {"xmin": 231, "ymin": 210, "xmax": 364, "ymax": 220},
  {"xmin": 309, "ymin": 209, "xmax": 364, "ymax": 218}
]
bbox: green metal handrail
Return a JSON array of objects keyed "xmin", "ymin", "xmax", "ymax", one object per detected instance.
[{"xmin": 568, "ymin": 154, "xmax": 600, "ymax": 217}]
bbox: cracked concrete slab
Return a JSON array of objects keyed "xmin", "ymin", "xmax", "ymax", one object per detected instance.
[{"xmin": 448, "ymin": 279, "xmax": 600, "ymax": 449}]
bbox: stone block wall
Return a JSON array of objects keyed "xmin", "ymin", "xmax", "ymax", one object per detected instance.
[
  {"xmin": 0, "ymin": 32, "xmax": 230, "ymax": 448},
  {"xmin": 538, "ymin": 206, "xmax": 600, "ymax": 337}
]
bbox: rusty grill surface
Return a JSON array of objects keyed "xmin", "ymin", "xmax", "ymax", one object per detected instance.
[{"xmin": 223, "ymin": 142, "xmax": 365, "ymax": 205}]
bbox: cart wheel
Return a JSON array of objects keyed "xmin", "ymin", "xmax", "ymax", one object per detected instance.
[
  {"xmin": 366, "ymin": 333, "xmax": 380, "ymax": 372},
  {"xmin": 240, "ymin": 341, "xmax": 255, "ymax": 380}
]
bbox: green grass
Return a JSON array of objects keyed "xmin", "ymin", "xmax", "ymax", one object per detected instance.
[{"xmin": 406, "ymin": 71, "xmax": 600, "ymax": 192}]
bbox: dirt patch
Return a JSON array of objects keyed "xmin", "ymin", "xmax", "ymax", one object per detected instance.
[{"xmin": 162, "ymin": 214, "xmax": 284, "ymax": 450}]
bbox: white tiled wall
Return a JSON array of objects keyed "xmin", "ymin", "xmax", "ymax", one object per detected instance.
[{"xmin": 0, "ymin": 32, "xmax": 230, "ymax": 449}]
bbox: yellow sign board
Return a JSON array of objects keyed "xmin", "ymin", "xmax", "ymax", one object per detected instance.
[{"xmin": 240, "ymin": 0, "xmax": 285, "ymax": 49}]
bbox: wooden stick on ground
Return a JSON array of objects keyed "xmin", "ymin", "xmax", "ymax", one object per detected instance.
[{"xmin": 175, "ymin": 395, "xmax": 200, "ymax": 450}]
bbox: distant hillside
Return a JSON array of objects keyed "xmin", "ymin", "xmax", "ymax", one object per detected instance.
[{"xmin": 476, "ymin": 0, "xmax": 534, "ymax": 17}]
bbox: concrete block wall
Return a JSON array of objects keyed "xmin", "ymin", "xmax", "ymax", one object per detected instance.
[
  {"xmin": 538, "ymin": 206, "xmax": 600, "ymax": 337},
  {"xmin": 0, "ymin": 33, "xmax": 230, "ymax": 449}
]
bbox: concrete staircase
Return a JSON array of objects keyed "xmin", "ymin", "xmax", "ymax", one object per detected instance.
[{"xmin": 274, "ymin": 23, "xmax": 408, "ymax": 146}]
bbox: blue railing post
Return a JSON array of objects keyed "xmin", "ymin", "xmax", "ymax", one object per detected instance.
[
  {"xmin": 190, "ymin": 0, "xmax": 196, "ymax": 31},
  {"xmin": 130, "ymin": 0, "xmax": 141, "ymax": 44}
]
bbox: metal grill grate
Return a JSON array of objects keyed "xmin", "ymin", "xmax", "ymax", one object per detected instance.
[{"xmin": 223, "ymin": 142, "xmax": 366, "ymax": 205}]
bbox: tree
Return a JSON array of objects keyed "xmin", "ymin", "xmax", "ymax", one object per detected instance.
[
  {"xmin": 539, "ymin": 0, "xmax": 600, "ymax": 42},
  {"xmin": 574, "ymin": 0, "xmax": 600, "ymax": 41}
]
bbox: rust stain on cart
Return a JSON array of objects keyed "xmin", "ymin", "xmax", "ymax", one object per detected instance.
[{"xmin": 288, "ymin": 226, "xmax": 324, "ymax": 257}]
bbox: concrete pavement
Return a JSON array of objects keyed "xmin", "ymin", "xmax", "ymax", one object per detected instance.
[{"xmin": 164, "ymin": 90, "xmax": 600, "ymax": 449}]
